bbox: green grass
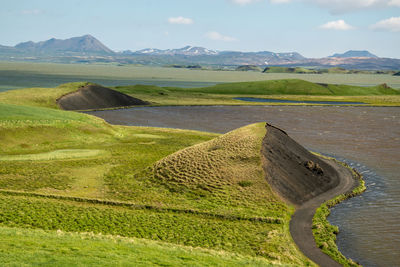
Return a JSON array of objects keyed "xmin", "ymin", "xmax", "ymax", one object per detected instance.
[
  {"xmin": 1, "ymin": 79, "xmax": 400, "ymax": 109},
  {"xmin": 0, "ymin": 98, "xmax": 313, "ymax": 265},
  {"xmin": 0, "ymin": 82, "xmax": 88, "ymax": 109},
  {"xmin": 0, "ymin": 149, "xmax": 107, "ymax": 161},
  {"xmin": 114, "ymin": 79, "xmax": 400, "ymax": 106},
  {"xmin": 0, "ymin": 194, "xmax": 285, "ymax": 259},
  {"xmin": 0, "ymin": 81, "xmax": 368, "ymax": 265},
  {"xmin": 183, "ymin": 79, "xmax": 399, "ymax": 95},
  {"xmin": 0, "ymin": 226, "xmax": 278, "ymax": 266},
  {"xmin": 0, "ymin": 94, "xmax": 314, "ymax": 265}
]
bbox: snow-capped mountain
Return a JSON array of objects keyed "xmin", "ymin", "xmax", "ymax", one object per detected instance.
[{"xmin": 130, "ymin": 46, "xmax": 219, "ymax": 56}]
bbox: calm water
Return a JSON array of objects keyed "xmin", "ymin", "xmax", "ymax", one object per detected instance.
[
  {"xmin": 86, "ymin": 106, "xmax": 400, "ymax": 266},
  {"xmin": 234, "ymin": 97, "xmax": 366, "ymax": 105}
]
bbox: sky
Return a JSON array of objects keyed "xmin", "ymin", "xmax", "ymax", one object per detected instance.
[{"xmin": 1, "ymin": 0, "xmax": 400, "ymax": 58}]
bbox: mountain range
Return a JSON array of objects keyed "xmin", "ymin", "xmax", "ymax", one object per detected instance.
[{"xmin": 1, "ymin": 35, "xmax": 399, "ymax": 70}]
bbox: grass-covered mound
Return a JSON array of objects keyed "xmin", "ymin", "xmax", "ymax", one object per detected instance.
[
  {"xmin": 263, "ymin": 67, "xmax": 319, "ymax": 74},
  {"xmin": 114, "ymin": 79, "xmax": 400, "ymax": 106},
  {"xmin": 190, "ymin": 79, "xmax": 399, "ymax": 96},
  {"xmin": 0, "ymin": 122, "xmax": 312, "ymax": 265},
  {"xmin": 0, "ymin": 82, "xmax": 87, "ymax": 109}
]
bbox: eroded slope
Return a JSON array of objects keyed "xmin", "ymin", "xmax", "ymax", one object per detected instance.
[
  {"xmin": 261, "ymin": 124, "xmax": 340, "ymax": 205},
  {"xmin": 58, "ymin": 84, "xmax": 148, "ymax": 110}
]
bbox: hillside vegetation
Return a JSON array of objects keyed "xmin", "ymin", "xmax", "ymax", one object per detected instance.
[
  {"xmin": 115, "ymin": 79, "xmax": 400, "ymax": 106},
  {"xmin": 0, "ymin": 85, "xmax": 314, "ymax": 265},
  {"xmin": 187, "ymin": 79, "xmax": 399, "ymax": 96},
  {"xmin": 0, "ymin": 226, "xmax": 275, "ymax": 266}
]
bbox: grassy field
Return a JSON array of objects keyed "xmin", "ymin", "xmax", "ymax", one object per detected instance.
[
  {"xmin": 1, "ymin": 61, "xmax": 400, "ymax": 90},
  {"xmin": 0, "ymin": 85, "xmax": 316, "ymax": 265},
  {"xmin": 0, "ymin": 80, "xmax": 377, "ymax": 265},
  {"xmin": 0, "ymin": 226, "xmax": 276, "ymax": 266}
]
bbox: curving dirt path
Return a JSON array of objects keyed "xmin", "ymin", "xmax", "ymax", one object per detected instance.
[{"xmin": 289, "ymin": 159, "xmax": 357, "ymax": 267}]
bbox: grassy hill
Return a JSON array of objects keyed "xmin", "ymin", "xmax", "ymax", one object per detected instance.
[
  {"xmin": 263, "ymin": 67, "xmax": 319, "ymax": 74},
  {"xmin": 0, "ymin": 85, "xmax": 315, "ymax": 265},
  {"xmin": 0, "ymin": 82, "xmax": 87, "ymax": 108},
  {"xmin": 115, "ymin": 79, "xmax": 400, "ymax": 106},
  {"xmin": 185, "ymin": 79, "xmax": 400, "ymax": 96}
]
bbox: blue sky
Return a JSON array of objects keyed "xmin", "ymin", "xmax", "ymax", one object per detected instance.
[{"xmin": 1, "ymin": 0, "xmax": 400, "ymax": 58}]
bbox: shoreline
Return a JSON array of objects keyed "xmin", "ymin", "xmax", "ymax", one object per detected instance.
[{"xmin": 290, "ymin": 156, "xmax": 364, "ymax": 266}]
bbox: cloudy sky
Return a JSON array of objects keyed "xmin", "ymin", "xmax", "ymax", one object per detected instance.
[{"xmin": 1, "ymin": 0, "xmax": 399, "ymax": 57}]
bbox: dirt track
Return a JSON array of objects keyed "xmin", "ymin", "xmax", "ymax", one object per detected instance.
[{"xmin": 289, "ymin": 159, "xmax": 356, "ymax": 267}]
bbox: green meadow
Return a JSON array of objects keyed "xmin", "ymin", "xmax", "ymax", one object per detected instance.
[
  {"xmin": 0, "ymin": 82, "xmax": 316, "ymax": 266},
  {"xmin": 0, "ymin": 74, "xmax": 392, "ymax": 265},
  {"xmin": 0, "ymin": 226, "xmax": 276, "ymax": 266}
]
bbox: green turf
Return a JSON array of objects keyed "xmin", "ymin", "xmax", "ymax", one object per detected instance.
[
  {"xmin": 0, "ymin": 82, "xmax": 88, "ymax": 109},
  {"xmin": 0, "ymin": 97, "xmax": 313, "ymax": 265},
  {"xmin": 0, "ymin": 226, "xmax": 278, "ymax": 266},
  {"xmin": 183, "ymin": 79, "xmax": 399, "ymax": 96},
  {"xmin": 0, "ymin": 149, "xmax": 107, "ymax": 161},
  {"xmin": 1, "ymin": 81, "xmax": 370, "ymax": 265}
]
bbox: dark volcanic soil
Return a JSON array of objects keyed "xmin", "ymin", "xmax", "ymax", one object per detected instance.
[
  {"xmin": 262, "ymin": 123, "xmax": 356, "ymax": 266},
  {"xmin": 261, "ymin": 124, "xmax": 340, "ymax": 206},
  {"xmin": 57, "ymin": 84, "xmax": 148, "ymax": 110}
]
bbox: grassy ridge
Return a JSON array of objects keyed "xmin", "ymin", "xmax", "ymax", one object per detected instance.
[
  {"xmin": 0, "ymin": 226, "xmax": 276, "ymax": 266},
  {"xmin": 114, "ymin": 79, "xmax": 400, "ymax": 106},
  {"xmin": 0, "ymin": 82, "xmax": 88, "ymax": 108},
  {"xmin": 117, "ymin": 79, "xmax": 400, "ymax": 96}
]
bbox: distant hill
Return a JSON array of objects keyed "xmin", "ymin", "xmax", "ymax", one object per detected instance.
[
  {"xmin": 14, "ymin": 35, "xmax": 114, "ymax": 54},
  {"xmin": 1, "ymin": 35, "xmax": 400, "ymax": 69},
  {"xmin": 236, "ymin": 65, "xmax": 262, "ymax": 71},
  {"xmin": 330, "ymin": 50, "xmax": 378, "ymax": 58}
]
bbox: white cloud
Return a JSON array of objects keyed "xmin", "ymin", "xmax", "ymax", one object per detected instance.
[
  {"xmin": 307, "ymin": 0, "xmax": 386, "ymax": 14},
  {"xmin": 319, "ymin": 20, "xmax": 355, "ymax": 30},
  {"xmin": 205, "ymin": 31, "xmax": 237, "ymax": 41},
  {"xmin": 388, "ymin": 0, "xmax": 400, "ymax": 6},
  {"xmin": 270, "ymin": 0, "xmax": 292, "ymax": 3},
  {"xmin": 168, "ymin": 16, "xmax": 193, "ymax": 25},
  {"xmin": 21, "ymin": 9, "xmax": 43, "ymax": 15},
  {"xmin": 370, "ymin": 17, "xmax": 400, "ymax": 32},
  {"xmin": 269, "ymin": 0, "xmax": 400, "ymax": 13},
  {"xmin": 229, "ymin": 0, "xmax": 261, "ymax": 5}
]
